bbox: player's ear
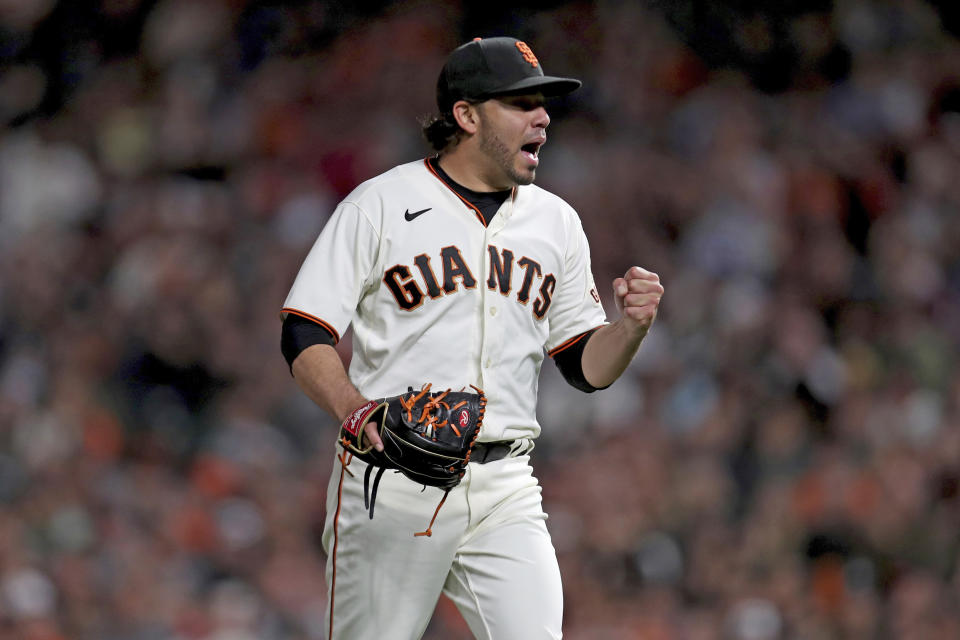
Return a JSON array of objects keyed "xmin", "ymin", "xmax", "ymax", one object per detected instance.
[{"xmin": 452, "ymin": 100, "xmax": 480, "ymax": 135}]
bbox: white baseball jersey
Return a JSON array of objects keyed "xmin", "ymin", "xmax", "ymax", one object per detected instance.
[{"xmin": 282, "ymin": 158, "xmax": 607, "ymax": 442}]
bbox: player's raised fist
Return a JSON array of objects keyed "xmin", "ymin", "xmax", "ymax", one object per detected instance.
[{"xmin": 612, "ymin": 266, "xmax": 663, "ymax": 335}]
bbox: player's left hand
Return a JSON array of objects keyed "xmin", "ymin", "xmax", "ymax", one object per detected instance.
[{"xmin": 613, "ymin": 266, "xmax": 663, "ymax": 337}]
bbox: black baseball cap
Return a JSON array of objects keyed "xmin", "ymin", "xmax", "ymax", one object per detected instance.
[{"xmin": 436, "ymin": 37, "xmax": 582, "ymax": 113}]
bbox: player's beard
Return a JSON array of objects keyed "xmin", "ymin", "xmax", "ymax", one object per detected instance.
[{"xmin": 478, "ymin": 122, "xmax": 535, "ymax": 187}]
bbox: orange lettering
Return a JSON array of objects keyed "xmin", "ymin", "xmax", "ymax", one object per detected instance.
[{"xmin": 515, "ymin": 41, "xmax": 539, "ymax": 68}]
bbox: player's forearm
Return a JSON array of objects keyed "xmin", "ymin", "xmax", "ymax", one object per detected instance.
[
  {"xmin": 581, "ymin": 319, "xmax": 648, "ymax": 388},
  {"xmin": 291, "ymin": 344, "xmax": 367, "ymax": 422}
]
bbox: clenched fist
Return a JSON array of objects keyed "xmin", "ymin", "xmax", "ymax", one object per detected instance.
[{"xmin": 613, "ymin": 266, "xmax": 663, "ymax": 337}]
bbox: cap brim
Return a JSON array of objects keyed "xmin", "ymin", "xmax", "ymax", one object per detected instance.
[{"xmin": 482, "ymin": 75, "xmax": 582, "ymax": 99}]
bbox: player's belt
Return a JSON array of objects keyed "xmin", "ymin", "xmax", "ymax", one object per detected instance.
[{"xmin": 470, "ymin": 439, "xmax": 533, "ymax": 464}]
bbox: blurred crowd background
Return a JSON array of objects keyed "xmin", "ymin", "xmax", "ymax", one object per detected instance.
[{"xmin": 2, "ymin": 0, "xmax": 960, "ymax": 638}]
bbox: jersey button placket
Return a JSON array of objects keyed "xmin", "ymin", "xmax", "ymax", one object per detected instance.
[
  {"xmin": 486, "ymin": 307, "xmax": 498, "ymax": 366},
  {"xmin": 480, "ymin": 218, "xmax": 501, "ymax": 381}
]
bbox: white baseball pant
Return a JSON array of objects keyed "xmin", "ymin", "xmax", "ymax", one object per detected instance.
[{"xmin": 322, "ymin": 451, "xmax": 563, "ymax": 639}]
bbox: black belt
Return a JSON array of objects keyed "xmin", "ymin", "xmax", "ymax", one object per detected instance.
[{"xmin": 471, "ymin": 440, "xmax": 523, "ymax": 464}]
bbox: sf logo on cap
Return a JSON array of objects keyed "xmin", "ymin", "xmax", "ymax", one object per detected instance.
[{"xmin": 515, "ymin": 41, "xmax": 539, "ymax": 68}]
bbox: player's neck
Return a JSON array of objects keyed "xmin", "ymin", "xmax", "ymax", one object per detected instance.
[{"xmin": 436, "ymin": 144, "xmax": 514, "ymax": 193}]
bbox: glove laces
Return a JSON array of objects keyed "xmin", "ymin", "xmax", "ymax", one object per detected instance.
[
  {"xmin": 359, "ymin": 461, "xmax": 448, "ymax": 538},
  {"xmin": 414, "ymin": 490, "xmax": 450, "ymax": 537},
  {"xmin": 363, "ymin": 463, "xmax": 388, "ymax": 520}
]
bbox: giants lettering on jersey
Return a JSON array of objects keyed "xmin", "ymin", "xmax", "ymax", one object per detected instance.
[{"xmin": 383, "ymin": 244, "xmax": 555, "ymax": 319}]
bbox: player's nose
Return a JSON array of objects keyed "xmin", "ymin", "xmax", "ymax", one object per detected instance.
[{"xmin": 532, "ymin": 106, "xmax": 550, "ymax": 128}]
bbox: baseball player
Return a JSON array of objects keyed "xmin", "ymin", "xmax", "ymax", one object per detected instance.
[{"xmin": 280, "ymin": 37, "xmax": 662, "ymax": 639}]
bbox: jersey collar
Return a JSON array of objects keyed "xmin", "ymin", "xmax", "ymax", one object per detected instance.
[{"xmin": 423, "ymin": 158, "xmax": 517, "ymax": 228}]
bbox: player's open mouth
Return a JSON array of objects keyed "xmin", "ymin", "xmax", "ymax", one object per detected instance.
[{"xmin": 520, "ymin": 141, "xmax": 542, "ymax": 165}]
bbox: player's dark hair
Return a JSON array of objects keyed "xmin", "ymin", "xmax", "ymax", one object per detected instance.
[
  {"xmin": 421, "ymin": 111, "xmax": 464, "ymax": 152},
  {"xmin": 421, "ymin": 101, "xmax": 483, "ymax": 152}
]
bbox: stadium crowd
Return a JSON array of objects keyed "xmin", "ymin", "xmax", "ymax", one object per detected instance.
[{"xmin": 1, "ymin": 0, "xmax": 960, "ymax": 638}]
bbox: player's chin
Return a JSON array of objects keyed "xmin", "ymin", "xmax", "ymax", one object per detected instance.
[{"xmin": 511, "ymin": 162, "xmax": 537, "ymax": 185}]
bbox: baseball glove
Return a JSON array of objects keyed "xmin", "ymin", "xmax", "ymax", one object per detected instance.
[{"xmin": 338, "ymin": 384, "xmax": 486, "ymax": 536}]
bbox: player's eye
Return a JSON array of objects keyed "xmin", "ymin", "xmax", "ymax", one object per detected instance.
[{"xmin": 502, "ymin": 96, "xmax": 544, "ymax": 111}]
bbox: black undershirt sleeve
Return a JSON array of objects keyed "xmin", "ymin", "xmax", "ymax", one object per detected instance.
[
  {"xmin": 281, "ymin": 314, "xmax": 337, "ymax": 372},
  {"xmin": 552, "ymin": 328, "xmax": 610, "ymax": 393}
]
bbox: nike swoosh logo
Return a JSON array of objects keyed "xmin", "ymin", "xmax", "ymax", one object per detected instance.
[{"xmin": 404, "ymin": 207, "xmax": 432, "ymax": 221}]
